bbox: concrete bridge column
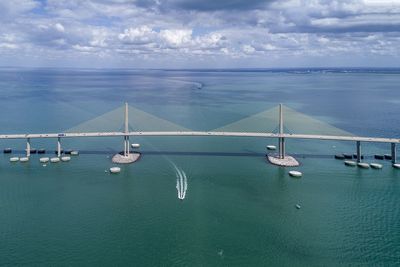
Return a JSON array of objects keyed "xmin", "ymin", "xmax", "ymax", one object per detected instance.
[
  {"xmin": 124, "ymin": 136, "xmax": 130, "ymax": 157},
  {"xmin": 356, "ymin": 141, "xmax": 361, "ymax": 163},
  {"xmin": 123, "ymin": 102, "xmax": 130, "ymax": 157},
  {"xmin": 279, "ymin": 137, "xmax": 285, "ymax": 159},
  {"xmin": 392, "ymin": 143, "xmax": 397, "ymax": 164},
  {"xmin": 26, "ymin": 138, "xmax": 31, "ymax": 157},
  {"xmin": 57, "ymin": 137, "xmax": 61, "ymax": 157},
  {"xmin": 278, "ymin": 103, "xmax": 285, "ymax": 159}
]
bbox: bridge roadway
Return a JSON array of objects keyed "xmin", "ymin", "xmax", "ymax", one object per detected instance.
[{"xmin": 0, "ymin": 131, "xmax": 399, "ymax": 144}]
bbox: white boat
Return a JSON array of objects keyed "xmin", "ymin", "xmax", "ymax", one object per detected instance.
[
  {"xmin": 61, "ymin": 156, "xmax": 71, "ymax": 162},
  {"xmin": 131, "ymin": 143, "xmax": 140, "ymax": 149},
  {"xmin": 19, "ymin": 157, "xmax": 29, "ymax": 162},
  {"xmin": 370, "ymin": 163, "xmax": 383, "ymax": 169},
  {"xmin": 295, "ymin": 204, "xmax": 301, "ymax": 209},
  {"xmin": 393, "ymin": 163, "xmax": 400, "ymax": 169},
  {"xmin": 289, "ymin": 170, "xmax": 302, "ymax": 177},
  {"xmin": 109, "ymin": 167, "xmax": 121, "ymax": 173},
  {"xmin": 344, "ymin": 160, "xmax": 356, "ymax": 166},
  {"xmin": 70, "ymin": 150, "xmax": 79, "ymax": 156},
  {"xmin": 10, "ymin": 157, "xmax": 19, "ymax": 162},
  {"xmin": 267, "ymin": 145, "xmax": 276, "ymax": 150},
  {"xmin": 39, "ymin": 157, "xmax": 50, "ymax": 163},
  {"xmin": 357, "ymin": 162, "xmax": 370, "ymax": 169},
  {"xmin": 50, "ymin": 157, "xmax": 60, "ymax": 163}
]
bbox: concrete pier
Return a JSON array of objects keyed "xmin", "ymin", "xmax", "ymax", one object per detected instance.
[
  {"xmin": 356, "ymin": 141, "xmax": 361, "ymax": 163},
  {"xmin": 392, "ymin": 143, "xmax": 397, "ymax": 164},
  {"xmin": 112, "ymin": 152, "xmax": 141, "ymax": 164},
  {"xmin": 268, "ymin": 154, "xmax": 299, "ymax": 167},
  {"xmin": 57, "ymin": 137, "xmax": 62, "ymax": 157},
  {"xmin": 26, "ymin": 138, "xmax": 31, "ymax": 157},
  {"xmin": 278, "ymin": 104, "xmax": 285, "ymax": 159}
]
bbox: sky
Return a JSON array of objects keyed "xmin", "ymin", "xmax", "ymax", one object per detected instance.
[{"xmin": 0, "ymin": 0, "xmax": 399, "ymax": 68}]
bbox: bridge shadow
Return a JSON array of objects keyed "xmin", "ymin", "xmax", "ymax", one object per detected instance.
[{"xmin": 8, "ymin": 149, "xmax": 346, "ymax": 159}]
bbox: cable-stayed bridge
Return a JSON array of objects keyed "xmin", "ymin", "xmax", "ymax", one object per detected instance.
[{"xmin": 0, "ymin": 104, "xmax": 398, "ymax": 165}]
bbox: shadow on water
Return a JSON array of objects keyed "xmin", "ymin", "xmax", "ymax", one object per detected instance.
[{"xmin": 6, "ymin": 150, "xmax": 385, "ymax": 160}]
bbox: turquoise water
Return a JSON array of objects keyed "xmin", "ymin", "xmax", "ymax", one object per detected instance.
[{"xmin": 0, "ymin": 68, "xmax": 399, "ymax": 266}]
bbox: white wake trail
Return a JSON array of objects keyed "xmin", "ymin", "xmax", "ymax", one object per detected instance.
[
  {"xmin": 180, "ymin": 170, "xmax": 184, "ymax": 199},
  {"xmin": 173, "ymin": 163, "xmax": 183, "ymax": 199},
  {"xmin": 182, "ymin": 171, "xmax": 188, "ymax": 199},
  {"xmin": 172, "ymin": 162, "xmax": 188, "ymax": 200},
  {"xmin": 176, "ymin": 176, "xmax": 180, "ymax": 199}
]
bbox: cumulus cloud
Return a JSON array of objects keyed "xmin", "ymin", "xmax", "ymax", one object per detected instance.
[
  {"xmin": 160, "ymin": 29, "xmax": 192, "ymax": 47},
  {"xmin": 119, "ymin": 26, "xmax": 158, "ymax": 45},
  {"xmin": 0, "ymin": 0, "xmax": 399, "ymax": 67}
]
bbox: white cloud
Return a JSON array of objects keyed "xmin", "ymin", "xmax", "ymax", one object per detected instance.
[
  {"xmin": 0, "ymin": 0, "xmax": 399, "ymax": 67},
  {"xmin": 243, "ymin": 44, "xmax": 256, "ymax": 54},
  {"xmin": 55, "ymin": 23, "xmax": 65, "ymax": 33},
  {"xmin": 118, "ymin": 26, "xmax": 157, "ymax": 44},
  {"xmin": 160, "ymin": 29, "xmax": 193, "ymax": 47},
  {"xmin": 0, "ymin": 0, "xmax": 39, "ymax": 18}
]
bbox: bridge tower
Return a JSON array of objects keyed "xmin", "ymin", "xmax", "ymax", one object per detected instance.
[
  {"xmin": 123, "ymin": 102, "xmax": 130, "ymax": 157},
  {"xmin": 111, "ymin": 102, "xmax": 140, "ymax": 163},
  {"xmin": 278, "ymin": 103, "xmax": 285, "ymax": 159},
  {"xmin": 268, "ymin": 103, "xmax": 299, "ymax": 166}
]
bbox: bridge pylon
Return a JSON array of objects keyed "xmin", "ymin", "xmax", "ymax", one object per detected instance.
[
  {"xmin": 123, "ymin": 102, "xmax": 130, "ymax": 157},
  {"xmin": 267, "ymin": 104, "xmax": 299, "ymax": 167},
  {"xmin": 278, "ymin": 103, "xmax": 285, "ymax": 159},
  {"xmin": 111, "ymin": 102, "xmax": 141, "ymax": 164}
]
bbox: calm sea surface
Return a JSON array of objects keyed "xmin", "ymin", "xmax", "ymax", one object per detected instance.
[{"xmin": 0, "ymin": 68, "xmax": 399, "ymax": 266}]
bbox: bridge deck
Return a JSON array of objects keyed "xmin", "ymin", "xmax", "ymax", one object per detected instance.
[{"xmin": 0, "ymin": 131, "xmax": 398, "ymax": 144}]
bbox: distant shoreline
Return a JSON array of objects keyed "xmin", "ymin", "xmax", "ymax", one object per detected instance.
[{"xmin": 0, "ymin": 66, "xmax": 400, "ymax": 74}]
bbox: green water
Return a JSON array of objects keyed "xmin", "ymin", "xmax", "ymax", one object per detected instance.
[
  {"xmin": 0, "ymin": 69, "xmax": 400, "ymax": 266},
  {"xmin": 1, "ymin": 151, "xmax": 399, "ymax": 265}
]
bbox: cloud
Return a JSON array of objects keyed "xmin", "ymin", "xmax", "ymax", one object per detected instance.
[
  {"xmin": 118, "ymin": 26, "xmax": 158, "ymax": 45},
  {"xmin": 0, "ymin": 0, "xmax": 399, "ymax": 67},
  {"xmin": 0, "ymin": 0, "xmax": 39, "ymax": 18},
  {"xmin": 168, "ymin": 0, "xmax": 273, "ymax": 11},
  {"xmin": 160, "ymin": 29, "xmax": 192, "ymax": 47},
  {"xmin": 135, "ymin": 0, "xmax": 274, "ymax": 11}
]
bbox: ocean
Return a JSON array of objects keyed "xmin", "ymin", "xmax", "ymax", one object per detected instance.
[{"xmin": 0, "ymin": 68, "xmax": 399, "ymax": 266}]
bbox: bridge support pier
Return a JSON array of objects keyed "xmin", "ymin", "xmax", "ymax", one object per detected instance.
[
  {"xmin": 267, "ymin": 104, "xmax": 299, "ymax": 167},
  {"xmin": 278, "ymin": 137, "xmax": 285, "ymax": 159},
  {"xmin": 112, "ymin": 102, "xmax": 141, "ymax": 164},
  {"xmin": 356, "ymin": 141, "xmax": 361, "ymax": 163},
  {"xmin": 57, "ymin": 137, "xmax": 61, "ymax": 157},
  {"xmin": 26, "ymin": 138, "xmax": 31, "ymax": 157},
  {"xmin": 392, "ymin": 143, "xmax": 397, "ymax": 164},
  {"xmin": 124, "ymin": 136, "xmax": 130, "ymax": 157},
  {"xmin": 278, "ymin": 103, "xmax": 285, "ymax": 159}
]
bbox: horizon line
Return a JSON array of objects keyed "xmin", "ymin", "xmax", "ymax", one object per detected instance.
[{"xmin": 1, "ymin": 66, "xmax": 400, "ymax": 71}]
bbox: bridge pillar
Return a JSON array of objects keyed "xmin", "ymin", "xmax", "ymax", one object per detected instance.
[
  {"xmin": 123, "ymin": 102, "xmax": 130, "ymax": 157},
  {"xmin": 391, "ymin": 143, "xmax": 397, "ymax": 164},
  {"xmin": 26, "ymin": 138, "xmax": 31, "ymax": 157},
  {"xmin": 278, "ymin": 103, "xmax": 285, "ymax": 159},
  {"xmin": 57, "ymin": 137, "xmax": 61, "ymax": 157},
  {"xmin": 356, "ymin": 141, "xmax": 361, "ymax": 163},
  {"xmin": 279, "ymin": 137, "xmax": 285, "ymax": 159},
  {"xmin": 124, "ymin": 136, "xmax": 130, "ymax": 157}
]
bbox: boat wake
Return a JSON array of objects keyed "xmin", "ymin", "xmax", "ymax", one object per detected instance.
[{"xmin": 173, "ymin": 164, "xmax": 188, "ymax": 200}]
